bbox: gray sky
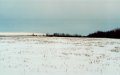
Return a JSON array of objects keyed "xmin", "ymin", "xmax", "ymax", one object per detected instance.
[{"xmin": 0, "ymin": 0, "xmax": 120, "ymax": 35}]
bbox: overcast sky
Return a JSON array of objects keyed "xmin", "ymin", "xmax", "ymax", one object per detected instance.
[{"xmin": 0, "ymin": 0, "xmax": 120, "ymax": 35}]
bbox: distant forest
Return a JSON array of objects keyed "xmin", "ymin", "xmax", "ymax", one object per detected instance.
[
  {"xmin": 46, "ymin": 28, "xmax": 120, "ymax": 39},
  {"xmin": 46, "ymin": 33, "xmax": 82, "ymax": 37},
  {"xmin": 87, "ymin": 28, "xmax": 120, "ymax": 38}
]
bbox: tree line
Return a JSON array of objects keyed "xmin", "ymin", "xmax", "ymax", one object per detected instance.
[
  {"xmin": 46, "ymin": 28, "xmax": 120, "ymax": 39},
  {"xmin": 87, "ymin": 28, "xmax": 120, "ymax": 38},
  {"xmin": 46, "ymin": 33, "xmax": 82, "ymax": 37}
]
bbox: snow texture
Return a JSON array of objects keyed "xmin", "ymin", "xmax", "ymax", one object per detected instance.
[{"xmin": 0, "ymin": 36, "xmax": 120, "ymax": 75}]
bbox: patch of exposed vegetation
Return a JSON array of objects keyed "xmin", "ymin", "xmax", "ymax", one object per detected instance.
[{"xmin": 111, "ymin": 47, "xmax": 120, "ymax": 52}]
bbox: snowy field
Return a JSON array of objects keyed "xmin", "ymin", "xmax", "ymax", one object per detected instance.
[{"xmin": 0, "ymin": 36, "xmax": 120, "ymax": 75}]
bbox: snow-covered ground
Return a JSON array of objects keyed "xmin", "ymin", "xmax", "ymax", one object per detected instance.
[
  {"xmin": 0, "ymin": 36, "xmax": 120, "ymax": 75},
  {"xmin": 0, "ymin": 32, "xmax": 45, "ymax": 36}
]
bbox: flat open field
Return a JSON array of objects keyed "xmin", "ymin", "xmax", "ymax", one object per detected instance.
[{"xmin": 0, "ymin": 36, "xmax": 120, "ymax": 75}]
